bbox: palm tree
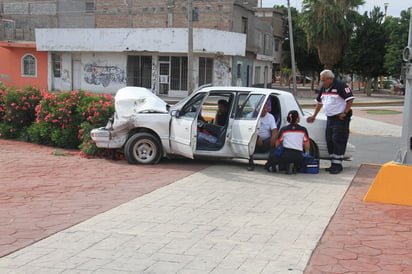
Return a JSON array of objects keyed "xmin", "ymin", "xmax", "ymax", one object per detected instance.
[{"xmin": 300, "ymin": 0, "xmax": 364, "ymax": 69}]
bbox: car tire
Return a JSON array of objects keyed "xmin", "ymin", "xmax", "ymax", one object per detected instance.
[
  {"xmin": 124, "ymin": 132, "xmax": 162, "ymax": 164},
  {"xmin": 309, "ymin": 139, "xmax": 320, "ymax": 159}
]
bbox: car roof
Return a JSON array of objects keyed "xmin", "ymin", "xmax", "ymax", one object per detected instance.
[{"xmin": 195, "ymin": 86, "xmax": 295, "ymax": 97}]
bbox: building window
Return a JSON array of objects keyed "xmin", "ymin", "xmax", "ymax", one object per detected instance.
[
  {"xmin": 22, "ymin": 54, "xmax": 36, "ymax": 77},
  {"xmin": 275, "ymin": 39, "xmax": 280, "ymax": 52},
  {"xmin": 127, "ymin": 55, "xmax": 152, "ymax": 88},
  {"xmin": 254, "ymin": 66, "xmax": 261, "ymax": 84},
  {"xmin": 263, "ymin": 34, "xmax": 271, "ymax": 55},
  {"xmin": 193, "ymin": 7, "xmax": 200, "ymax": 21},
  {"xmin": 170, "ymin": 56, "xmax": 187, "ymax": 90},
  {"xmin": 241, "ymin": 17, "xmax": 248, "ymax": 34},
  {"xmin": 52, "ymin": 53, "xmax": 62, "ymax": 77},
  {"xmin": 237, "ymin": 63, "xmax": 241, "ymax": 78},
  {"xmin": 199, "ymin": 57, "xmax": 213, "ymax": 86},
  {"xmin": 86, "ymin": 0, "xmax": 94, "ymax": 13}
]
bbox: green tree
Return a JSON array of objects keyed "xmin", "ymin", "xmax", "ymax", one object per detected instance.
[
  {"xmin": 276, "ymin": 5, "xmax": 322, "ymax": 89},
  {"xmin": 384, "ymin": 10, "xmax": 410, "ymax": 79},
  {"xmin": 300, "ymin": 0, "xmax": 364, "ymax": 69},
  {"xmin": 343, "ymin": 7, "xmax": 386, "ymax": 96}
]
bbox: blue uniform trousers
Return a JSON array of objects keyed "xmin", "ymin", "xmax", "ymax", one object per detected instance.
[{"xmin": 326, "ymin": 114, "xmax": 351, "ymax": 165}]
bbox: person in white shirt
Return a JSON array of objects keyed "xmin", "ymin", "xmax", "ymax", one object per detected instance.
[
  {"xmin": 254, "ymin": 102, "xmax": 278, "ymax": 153},
  {"xmin": 307, "ymin": 69, "xmax": 354, "ymax": 174}
]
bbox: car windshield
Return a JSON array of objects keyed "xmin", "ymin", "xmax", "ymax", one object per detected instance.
[{"xmin": 171, "ymin": 92, "xmax": 203, "ymax": 111}]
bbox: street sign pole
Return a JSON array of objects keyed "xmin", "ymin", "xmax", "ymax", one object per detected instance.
[
  {"xmin": 363, "ymin": 8, "xmax": 412, "ymax": 206},
  {"xmin": 187, "ymin": 0, "xmax": 194, "ymax": 95},
  {"xmin": 287, "ymin": 0, "xmax": 297, "ymax": 95},
  {"xmin": 398, "ymin": 8, "xmax": 412, "ymax": 164}
]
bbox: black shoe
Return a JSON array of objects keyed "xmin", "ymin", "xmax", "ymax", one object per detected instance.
[
  {"xmin": 325, "ymin": 166, "xmax": 333, "ymax": 172},
  {"xmin": 329, "ymin": 165, "xmax": 343, "ymax": 174},
  {"xmin": 329, "ymin": 169, "xmax": 342, "ymax": 174},
  {"xmin": 264, "ymin": 164, "xmax": 277, "ymax": 173},
  {"xmin": 286, "ymin": 163, "xmax": 294, "ymax": 174}
]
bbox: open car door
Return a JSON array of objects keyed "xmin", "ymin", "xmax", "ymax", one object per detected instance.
[
  {"xmin": 230, "ymin": 93, "xmax": 266, "ymax": 158},
  {"xmin": 169, "ymin": 93, "xmax": 207, "ymax": 158}
]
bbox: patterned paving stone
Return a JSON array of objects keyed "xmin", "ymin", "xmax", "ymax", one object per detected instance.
[
  {"xmin": 0, "ymin": 139, "xmax": 208, "ymax": 258},
  {"xmin": 305, "ymin": 164, "xmax": 412, "ymax": 273}
]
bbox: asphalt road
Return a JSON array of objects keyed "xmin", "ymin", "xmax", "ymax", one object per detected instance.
[{"xmin": 348, "ymin": 134, "xmax": 401, "ymax": 167}]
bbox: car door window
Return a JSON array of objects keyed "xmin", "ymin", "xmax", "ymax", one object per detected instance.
[
  {"xmin": 196, "ymin": 93, "xmax": 233, "ymax": 151},
  {"xmin": 268, "ymin": 95, "xmax": 282, "ymax": 128},
  {"xmin": 235, "ymin": 94, "xmax": 265, "ymax": 119},
  {"xmin": 179, "ymin": 93, "xmax": 206, "ymax": 118}
]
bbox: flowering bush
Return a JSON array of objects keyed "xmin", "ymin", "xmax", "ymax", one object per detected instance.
[
  {"xmin": 0, "ymin": 86, "xmax": 43, "ymax": 139},
  {"xmin": 27, "ymin": 90, "xmax": 84, "ymax": 148},
  {"xmin": 0, "ymin": 87, "xmax": 115, "ymax": 157},
  {"xmin": 77, "ymin": 93, "xmax": 115, "ymax": 157},
  {"xmin": 0, "ymin": 84, "xmax": 6, "ymax": 121},
  {"xmin": 28, "ymin": 90, "xmax": 114, "ymax": 150}
]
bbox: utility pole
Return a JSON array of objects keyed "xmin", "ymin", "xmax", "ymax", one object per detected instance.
[
  {"xmin": 187, "ymin": 0, "xmax": 194, "ymax": 94},
  {"xmin": 399, "ymin": 8, "xmax": 412, "ymax": 164},
  {"xmin": 287, "ymin": 0, "xmax": 297, "ymax": 95}
]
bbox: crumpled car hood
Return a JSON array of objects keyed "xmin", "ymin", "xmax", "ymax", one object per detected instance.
[{"xmin": 114, "ymin": 87, "xmax": 169, "ymax": 121}]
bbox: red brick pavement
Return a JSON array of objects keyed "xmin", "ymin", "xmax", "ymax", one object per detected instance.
[
  {"xmin": 305, "ymin": 164, "xmax": 412, "ymax": 273},
  {"xmin": 0, "ymin": 139, "xmax": 209, "ymax": 258}
]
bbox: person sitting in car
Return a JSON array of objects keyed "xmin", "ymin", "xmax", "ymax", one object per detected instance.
[
  {"xmin": 213, "ymin": 99, "xmax": 229, "ymax": 126},
  {"xmin": 254, "ymin": 102, "xmax": 278, "ymax": 153}
]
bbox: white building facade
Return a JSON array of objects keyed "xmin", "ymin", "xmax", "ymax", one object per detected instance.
[{"xmin": 36, "ymin": 28, "xmax": 247, "ymax": 97}]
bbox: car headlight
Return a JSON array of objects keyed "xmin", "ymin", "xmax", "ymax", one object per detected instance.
[{"xmin": 91, "ymin": 130, "xmax": 110, "ymax": 138}]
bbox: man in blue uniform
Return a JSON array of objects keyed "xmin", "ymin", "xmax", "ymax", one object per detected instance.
[{"xmin": 307, "ymin": 70, "xmax": 354, "ymax": 174}]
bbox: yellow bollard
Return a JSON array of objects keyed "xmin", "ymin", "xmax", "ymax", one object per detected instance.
[{"xmin": 364, "ymin": 161, "xmax": 412, "ymax": 206}]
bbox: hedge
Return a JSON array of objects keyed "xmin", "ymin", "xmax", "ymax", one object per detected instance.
[{"xmin": 0, "ymin": 84, "xmax": 115, "ymax": 158}]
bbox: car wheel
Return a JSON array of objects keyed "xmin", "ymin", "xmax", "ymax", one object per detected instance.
[
  {"xmin": 309, "ymin": 139, "xmax": 320, "ymax": 159},
  {"xmin": 124, "ymin": 132, "xmax": 162, "ymax": 164}
]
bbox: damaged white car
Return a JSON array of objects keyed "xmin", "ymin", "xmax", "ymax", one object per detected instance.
[{"xmin": 91, "ymin": 86, "xmax": 355, "ymax": 169}]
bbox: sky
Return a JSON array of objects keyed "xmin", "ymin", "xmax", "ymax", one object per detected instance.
[{"xmin": 261, "ymin": 0, "xmax": 412, "ymax": 17}]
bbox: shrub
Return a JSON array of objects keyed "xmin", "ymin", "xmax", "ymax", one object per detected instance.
[
  {"xmin": 0, "ymin": 86, "xmax": 42, "ymax": 139},
  {"xmin": 28, "ymin": 90, "xmax": 84, "ymax": 148},
  {"xmin": 0, "ymin": 84, "xmax": 6, "ymax": 121},
  {"xmin": 0, "ymin": 86, "xmax": 114, "ymax": 158},
  {"xmin": 77, "ymin": 93, "xmax": 115, "ymax": 158},
  {"xmin": 28, "ymin": 90, "xmax": 114, "ymax": 150}
]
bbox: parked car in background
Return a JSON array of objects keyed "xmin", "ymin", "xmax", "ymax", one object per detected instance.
[
  {"xmin": 91, "ymin": 86, "xmax": 355, "ymax": 169},
  {"xmin": 381, "ymin": 79, "xmax": 405, "ymax": 95}
]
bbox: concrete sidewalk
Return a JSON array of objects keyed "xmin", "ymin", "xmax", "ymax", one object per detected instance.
[
  {"xmin": 0, "ymin": 93, "xmax": 410, "ymax": 273},
  {"xmin": 0, "ymin": 151, "xmax": 357, "ymax": 273}
]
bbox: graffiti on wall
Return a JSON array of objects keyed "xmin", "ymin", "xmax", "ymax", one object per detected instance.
[
  {"xmin": 84, "ymin": 63, "xmax": 126, "ymax": 87},
  {"xmin": 61, "ymin": 69, "xmax": 70, "ymax": 83},
  {"xmin": 214, "ymin": 58, "xmax": 231, "ymax": 86}
]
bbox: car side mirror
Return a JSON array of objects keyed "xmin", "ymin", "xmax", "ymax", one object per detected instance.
[{"xmin": 171, "ymin": 109, "xmax": 180, "ymax": 118}]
